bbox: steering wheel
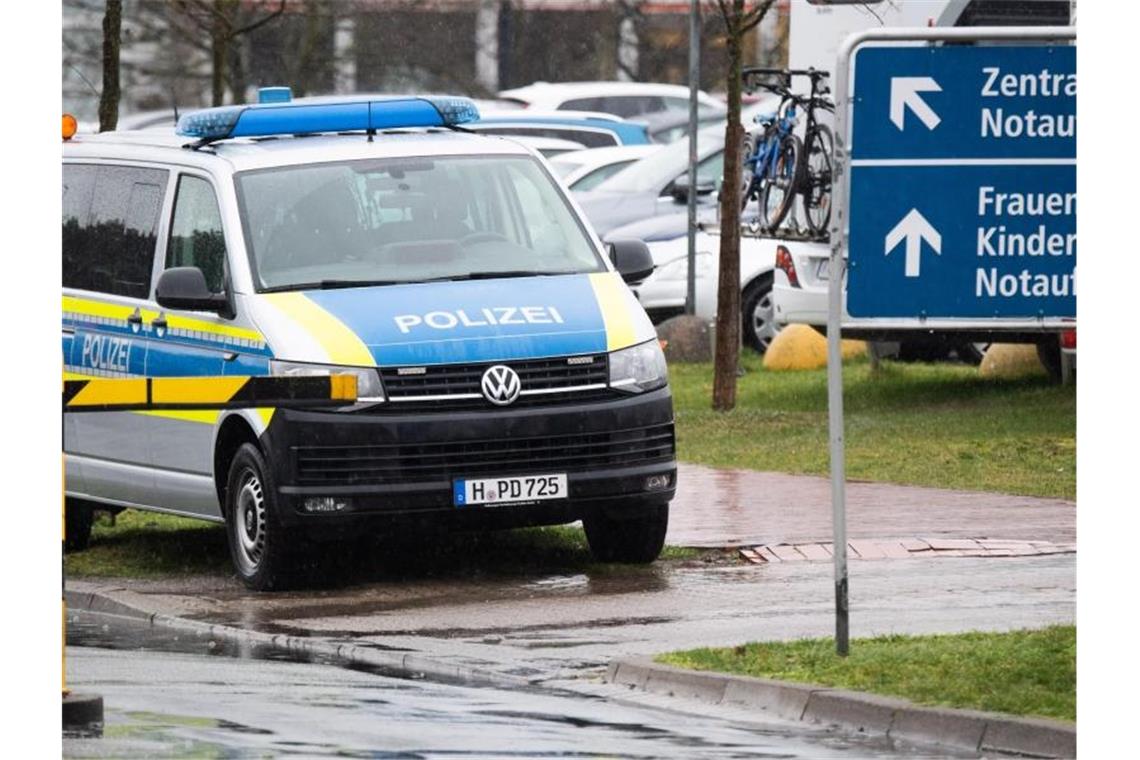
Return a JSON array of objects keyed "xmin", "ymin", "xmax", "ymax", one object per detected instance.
[{"xmin": 459, "ymin": 231, "xmax": 511, "ymax": 246}]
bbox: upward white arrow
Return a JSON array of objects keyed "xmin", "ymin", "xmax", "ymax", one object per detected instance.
[
  {"xmin": 890, "ymin": 76, "xmax": 942, "ymax": 131},
  {"xmin": 885, "ymin": 209, "xmax": 941, "ymax": 278}
]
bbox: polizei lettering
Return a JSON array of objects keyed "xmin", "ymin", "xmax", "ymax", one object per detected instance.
[
  {"xmin": 394, "ymin": 306, "xmax": 566, "ymax": 334},
  {"xmin": 80, "ymin": 334, "xmax": 132, "ymax": 372}
]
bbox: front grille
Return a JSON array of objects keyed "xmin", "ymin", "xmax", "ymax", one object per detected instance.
[
  {"xmin": 375, "ymin": 354, "xmax": 618, "ymax": 412},
  {"xmin": 293, "ymin": 422, "xmax": 675, "ymax": 486}
]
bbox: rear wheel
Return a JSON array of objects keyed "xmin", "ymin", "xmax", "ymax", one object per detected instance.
[
  {"xmin": 583, "ymin": 502, "xmax": 669, "ymax": 564},
  {"xmin": 740, "ymin": 129, "xmax": 762, "ymax": 215},
  {"xmin": 802, "ymin": 124, "xmax": 833, "ymax": 235},
  {"xmin": 742, "ymin": 274, "xmax": 779, "ymax": 354},
  {"xmin": 760, "ymin": 134, "xmax": 803, "ymax": 231},
  {"xmin": 64, "ymin": 499, "xmax": 94, "ymax": 553},
  {"xmin": 225, "ymin": 443, "xmax": 305, "ymax": 591}
]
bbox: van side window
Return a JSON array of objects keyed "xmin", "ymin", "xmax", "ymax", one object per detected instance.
[
  {"xmin": 166, "ymin": 175, "xmax": 227, "ymax": 293},
  {"xmin": 62, "ymin": 164, "xmax": 167, "ymax": 297}
]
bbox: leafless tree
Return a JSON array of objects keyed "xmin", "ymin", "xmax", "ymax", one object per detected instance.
[
  {"xmin": 171, "ymin": 0, "xmax": 287, "ymax": 106},
  {"xmin": 711, "ymin": 0, "xmax": 775, "ymax": 411}
]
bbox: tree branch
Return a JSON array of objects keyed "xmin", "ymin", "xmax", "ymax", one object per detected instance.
[{"xmin": 231, "ymin": 0, "xmax": 287, "ymax": 38}]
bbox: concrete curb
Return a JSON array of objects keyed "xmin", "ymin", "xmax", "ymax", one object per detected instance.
[
  {"xmin": 607, "ymin": 658, "xmax": 1075, "ymax": 759},
  {"xmin": 66, "ymin": 587, "xmax": 530, "ymax": 691}
]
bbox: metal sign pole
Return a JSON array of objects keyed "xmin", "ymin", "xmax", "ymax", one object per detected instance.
[
  {"xmin": 685, "ymin": 0, "xmax": 699, "ymax": 315},
  {"xmin": 828, "ymin": 24, "xmax": 1076, "ymax": 659},
  {"xmin": 827, "ymin": 29, "xmax": 852, "ymax": 657}
]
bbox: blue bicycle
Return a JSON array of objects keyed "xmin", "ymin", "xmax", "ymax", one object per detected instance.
[{"xmin": 741, "ymin": 68, "xmax": 833, "ymax": 234}]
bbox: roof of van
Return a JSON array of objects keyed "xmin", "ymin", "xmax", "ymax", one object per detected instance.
[{"xmin": 62, "ymin": 129, "xmax": 535, "ymax": 173}]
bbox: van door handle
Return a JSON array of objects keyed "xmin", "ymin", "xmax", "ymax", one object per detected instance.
[
  {"xmin": 127, "ymin": 310, "xmax": 143, "ymax": 328},
  {"xmin": 151, "ymin": 315, "xmax": 168, "ymax": 331}
]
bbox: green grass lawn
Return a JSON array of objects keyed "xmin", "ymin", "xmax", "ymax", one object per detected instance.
[
  {"xmin": 659, "ymin": 625, "xmax": 1075, "ymax": 722},
  {"xmin": 67, "ymin": 509, "xmax": 704, "ymax": 580},
  {"xmin": 669, "ymin": 355, "xmax": 1076, "ymax": 499}
]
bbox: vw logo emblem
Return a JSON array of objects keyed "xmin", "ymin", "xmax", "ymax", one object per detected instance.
[{"xmin": 481, "ymin": 365, "xmax": 521, "ymax": 406}]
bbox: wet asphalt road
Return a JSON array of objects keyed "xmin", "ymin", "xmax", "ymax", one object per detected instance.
[
  {"xmin": 65, "ymin": 611, "xmax": 972, "ymax": 759},
  {"xmin": 84, "ymin": 552, "xmax": 1074, "ymax": 685}
]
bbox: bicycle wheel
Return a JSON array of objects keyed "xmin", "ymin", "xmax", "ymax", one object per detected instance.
[
  {"xmin": 760, "ymin": 133, "xmax": 803, "ymax": 231},
  {"xmin": 740, "ymin": 128, "xmax": 762, "ymax": 212},
  {"xmin": 802, "ymin": 124, "xmax": 833, "ymax": 235}
]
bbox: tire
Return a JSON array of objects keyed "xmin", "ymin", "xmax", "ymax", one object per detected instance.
[
  {"xmin": 224, "ymin": 443, "xmax": 305, "ymax": 591},
  {"xmin": 802, "ymin": 124, "xmax": 833, "ymax": 235},
  {"xmin": 1037, "ymin": 336, "xmax": 1063, "ymax": 384},
  {"xmin": 760, "ymin": 133, "xmax": 803, "ymax": 231},
  {"xmin": 583, "ymin": 502, "xmax": 669, "ymax": 564},
  {"xmin": 64, "ymin": 499, "xmax": 94, "ymax": 553},
  {"xmin": 740, "ymin": 129, "xmax": 762, "ymax": 213},
  {"xmin": 742, "ymin": 274, "xmax": 779, "ymax": 354},
  {"xmin": 955, "ymin": 342, "xmax": 991, "ymax": 366}
]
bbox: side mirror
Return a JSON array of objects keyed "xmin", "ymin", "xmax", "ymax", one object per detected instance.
[
  {"xmin": 670, "ymin": 175, "xmax": 716, "ymax": 203},
  {"xmin": 607, "ymin": 239, "xmax": 655, "ymax": 284},
  {"xmin": 155, "ymin": 267, "xmax": 231, "ymax": 316}
]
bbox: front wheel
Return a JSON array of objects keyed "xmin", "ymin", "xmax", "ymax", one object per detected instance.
[
  {"xmin": 760, "ymin": 134, "xmax": 803, "ymax": 231},
  {"xmin": 225, "ymin": 443, "xmax": 304, "ymax": 591},
  {"xmin": 583, "ymin": 502, "xmax": 669, "ymax": 564}
]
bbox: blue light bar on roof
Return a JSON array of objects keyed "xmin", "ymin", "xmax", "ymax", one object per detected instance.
[{"xmin": 176, "ymin": 96, "xmax": 481, "ymax": 141}]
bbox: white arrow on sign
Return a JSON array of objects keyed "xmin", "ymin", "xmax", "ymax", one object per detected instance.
[
  {"xmin": 885, "ymin": 209, "xmax": 941, "ymax": 278},
  {"xmin": 890, "ymin": 76, "xmax": 942, "ymax": 131}
]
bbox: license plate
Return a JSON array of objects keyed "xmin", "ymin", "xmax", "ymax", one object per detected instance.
[
  {"xmin": 816, "ymin": 259, "xmax": 830, "ymax": 280},
  {"xmin": 453, "ymin": 474, "xmax": 568, "ymax": 507}
]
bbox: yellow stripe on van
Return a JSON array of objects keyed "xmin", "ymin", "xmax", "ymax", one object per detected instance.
[
  {"xmin": 150, "ymin": 376, "xmax": 249, "ymax": 406},
  {"xmin": 137, "ymin": 409, "xmax": 222, "ymax": 425},
  {"xmin": 588, "ymin": 272, "xmax": 637, "ymax": 352},
  {"xmin": 261, "ymin": 292, "xmax": 375, "ymax": 366},
  {"xmin": 67, "ymin": 378, "xmax": 148, "ymax": 408}
]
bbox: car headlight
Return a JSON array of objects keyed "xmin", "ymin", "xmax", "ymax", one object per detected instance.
[
  {"xmin": 657, "ymin": 252, "xmax": 713, "ymax": 282},
  {"xmin": 269, "ymin": 360, "xmax": 385, "ymax": 407},
  {"xmin": 609, "ymin": 339, "xmax": 668, "ymax": 393}
]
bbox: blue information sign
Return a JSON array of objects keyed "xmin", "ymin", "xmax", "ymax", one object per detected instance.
[{"xmin": 846, "ymin": 44, "xmax": 1076, "ymax": 319}]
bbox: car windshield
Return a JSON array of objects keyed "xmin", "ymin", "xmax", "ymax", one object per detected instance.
[
  {"xmin": 235, "ymin": 155, "xmax": 605, "ymax": 291},
  {"xmin": 593, "ymin": 101, "xmax": 774, "ymax": 193},
  {"xmin": 594, "ymin": 123, "xmax": 724, "ymax": 193}
]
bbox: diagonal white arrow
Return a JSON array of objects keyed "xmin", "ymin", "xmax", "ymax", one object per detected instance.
[
  {"xmin": 885, "ymin": 209, "xmax": 941, "ymax": 278},
  {"xmin": 890, "ymin": 76, "xmax": 942, "ymax": 131}
]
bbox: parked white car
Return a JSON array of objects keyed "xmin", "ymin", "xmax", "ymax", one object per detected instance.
[
  {"xmin": 631, "ymin": 228, "xmax": 781, "ymax": 353},
  {"xmin": 498, "ymin": 81, "xmax": 726, "ymax": 119},
  {"xmin": 551, "ymin": 145, "xmax": 661, "ymax": 192},
  {"xmin": 772, "ymin": 243, "xmax": 1069, "ymax": 368}
]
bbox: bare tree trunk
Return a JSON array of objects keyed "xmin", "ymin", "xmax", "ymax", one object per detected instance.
[
  {"xmin": 98, "ymin": 0, "xmax": 122, "ymax": 132},
  {"xmin": 712, "ymin": 18, "xmax": 744, "ymax": 411},
  {"xmin": 712, "ymin": 0, "xmax": 775, "ymax": 412},
  {"xmin": 229, "ymin": 37, "xmax": 248, "ymax": 104},
  {"xmin": 211, "ymin": 0, "xmax": 231, "ymax": 106}
]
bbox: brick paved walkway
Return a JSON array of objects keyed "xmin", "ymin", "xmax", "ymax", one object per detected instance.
[
  {"xmin": 738, "ymin": 537, "xmax": 1075, "ymax": 564},
  {"xmin": 666, "ymin": 463, "xmax": 1076, "ymax": 549}
]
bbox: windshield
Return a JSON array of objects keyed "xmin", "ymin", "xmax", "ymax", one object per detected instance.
[
  {"xmin": 594, "ymin": 122, "xmax": 725, "ymax": 193},
  {"xmin": 235, "ymin": 155, "xmax": 605, "ymax": 291}
]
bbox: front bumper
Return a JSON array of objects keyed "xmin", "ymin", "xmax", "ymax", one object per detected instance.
[{"xmin": 259, "ymin": 386, "xmax": 676, "ymax": 528}]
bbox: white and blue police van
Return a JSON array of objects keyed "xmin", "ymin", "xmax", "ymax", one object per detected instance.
[{"xmin": 62, "ymin": 92, "xmax": 675, "ymax": 590}]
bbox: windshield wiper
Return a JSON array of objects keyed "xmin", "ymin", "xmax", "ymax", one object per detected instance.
[
  {"xmin": 261, "ymin": 279, "xmax": 404, "ymax": 293},
  {"xmin": 419, "ymin": 270, "xmax": 579, "ymax": 283}
]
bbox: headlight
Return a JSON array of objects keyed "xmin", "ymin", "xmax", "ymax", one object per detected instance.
[
  {"xmin": 609, "ymin": 339, "xmax": 668, "ymax": 393},
  {"xmin": 657, "ymin": 252, "xmax": 713, "ymax": 282},
  {"xmin": 269, "ymin": 360, "xmax": 385, "ymax": 406}
]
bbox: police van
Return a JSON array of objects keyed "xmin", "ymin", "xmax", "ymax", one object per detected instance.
[{"xmin": 62, "ymin": 93, "xmax": 676, "ymax": 590}]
